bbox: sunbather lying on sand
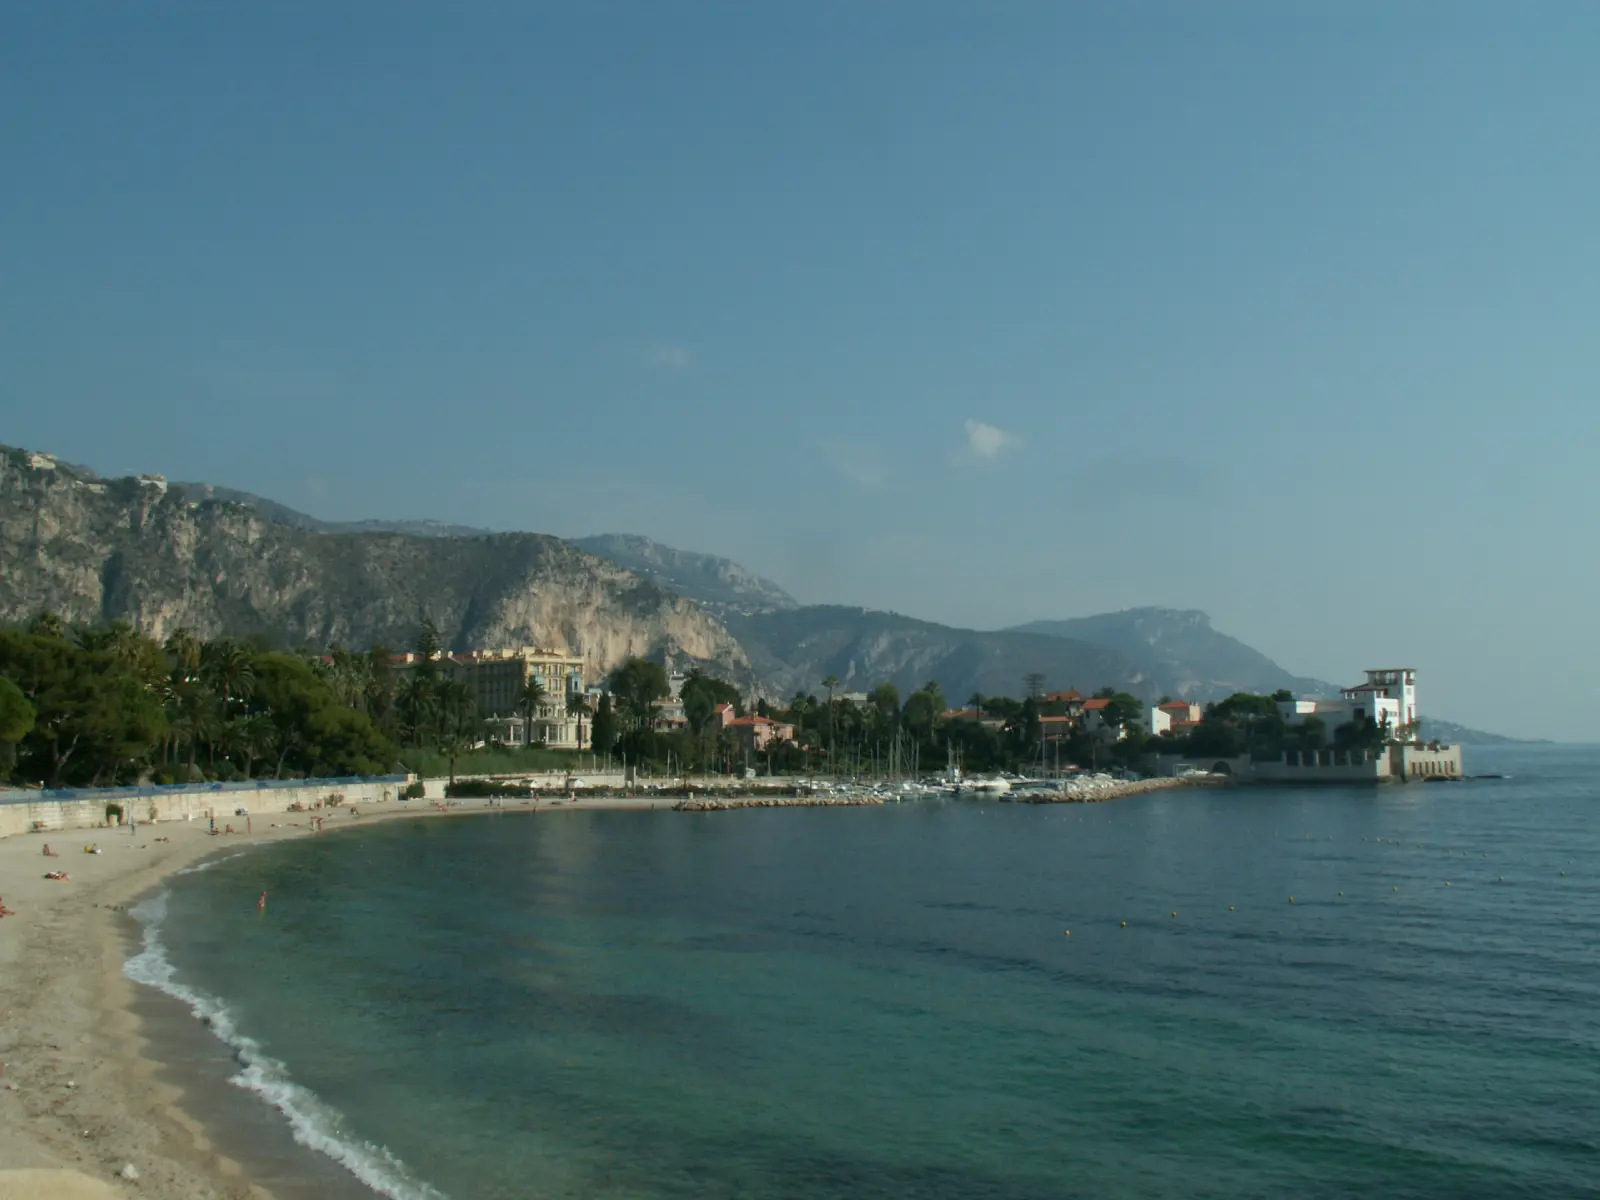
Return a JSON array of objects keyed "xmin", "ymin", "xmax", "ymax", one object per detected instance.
[{"xmin": 44, "ymin": 870, "xmax": 70, "ymax": 881}]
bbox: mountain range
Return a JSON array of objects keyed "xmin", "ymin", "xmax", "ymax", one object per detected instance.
[{"xmin": 1, "ymin": 444, "xmax": 1522, "ymax": 743}]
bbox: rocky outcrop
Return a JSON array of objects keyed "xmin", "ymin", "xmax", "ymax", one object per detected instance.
[{"xmin": 0, "ymin": 447, "xmax": 751, "ymax": 685}]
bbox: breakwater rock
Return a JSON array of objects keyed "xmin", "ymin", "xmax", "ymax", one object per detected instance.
[
  {"xmin": 674, "ymin": 793, "xmax": 886, "ymax": 812},
  {"xmin": 1016, "ymin": 776, "xmax": 1215, "ymax": 804}
]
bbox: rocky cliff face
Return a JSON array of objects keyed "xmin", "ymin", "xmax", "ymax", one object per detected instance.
[
  {"xmin": 0, "ymin": 448, "xmax": 751, "ymax": 684},
  {"xmin": 568, "ymin": 533, "xmax": 797, "ymax": 616}
]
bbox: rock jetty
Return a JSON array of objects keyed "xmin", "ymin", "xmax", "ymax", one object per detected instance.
[
  {"xmin": 1017, "ymin": 776, "xmax": 1218, "ymax": 804},
  {"xmin": 674, "ymin": 793, "xmax": 886, "ymax": 812}
]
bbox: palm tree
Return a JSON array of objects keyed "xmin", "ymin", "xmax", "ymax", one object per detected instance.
[
  {"xmin": 566, "ymin": 691, "xmax": 591, "ymax": 750},
  {"xmin": 319, "ymin": 644, "xmax": 370, "ymax": 709},
  {"xmin": 172, "ymin": 681, "xmax": 219, "ymax": 778},
  {"xmin": 968, "ymin": 692, "xmax": 985, "ymax": 720},
  {"xmin": 437, "ymin": 679, "xmax": 479, "ymax": 782},
  {"xmin": 77, "ymin": 620, "xmax": 150, "ymax": 669},
  {"xmin": 200, "ymin": 639, "xmax": 256, "ymax": 720},
  {"xmin": 518, "ymin": 677, "xmax": 546, "ymax": 750},
  {"xmin": 397, "ymin": 676, "xmax": 438, "ymax": 747},
  {"xmin": 165, "ymin": 628, "xmax": 203, "ymax": 681}
]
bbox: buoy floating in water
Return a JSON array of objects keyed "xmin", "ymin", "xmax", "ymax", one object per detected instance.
[
  {"xmin": 1121, "ymin": 921, "xmax": 1127, "ymax": 928},
  {"xmin": 1288, "ymin": 896, "xmax": 1295, "ymax": 903},
  {"xmin": 1228, "ymin": 905, "xmax": 1235, "ymax": 911},
  {"xmin": 1445, "ymin": 882, "xmax": 1452, "ymax": 887},
  {"xmin": 1171, "ymin": 911, "xmax": 1178, "ymax": 918},
  {"xmin": 1063, "ymin": 930, "xmax": 1071, "ymax": 937}
]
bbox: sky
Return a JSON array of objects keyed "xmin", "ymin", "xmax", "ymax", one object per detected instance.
[{"xmin": 2, "ymin": 1, "xmax": 1597, "ymax": 740}]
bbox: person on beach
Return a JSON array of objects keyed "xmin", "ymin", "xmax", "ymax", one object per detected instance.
[
  {"xmin": 42, "ymin": 844, "xmax": 58, "ymax": 857},
  {"xmin": 44, "ymin": 870, "xmax": 70, "ymax": 881},
  {"xmin": 0, "ymin": 896, "xmax": 15, "ymax": 917},
  {"xmin": 257, "ymin": 891, "xmax": 267, "ymax": 911}
]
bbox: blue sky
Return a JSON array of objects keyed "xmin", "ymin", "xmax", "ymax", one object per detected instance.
[{"xmin": 3, "ymin": 2, "xmax": 1597, "ymax": 739}]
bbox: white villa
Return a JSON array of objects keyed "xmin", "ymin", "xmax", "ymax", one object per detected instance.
[{"xmin": 1278, "ymin": 667, "xmax": 1418, "ymax": 738}]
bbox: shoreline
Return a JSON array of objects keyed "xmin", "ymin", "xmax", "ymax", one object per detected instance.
[
  {"xmin": 0, "ymin": 779, "xmax": 1193, "ymax": 1198},
  {"xmin": 0, "ymin": 793, "xmax": 662, "ymax": 1199}
]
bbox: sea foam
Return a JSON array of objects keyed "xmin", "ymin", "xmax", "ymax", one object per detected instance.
[{"xmin": 125, "ymin": 892, "xmax": 447, "ymax": 1200}]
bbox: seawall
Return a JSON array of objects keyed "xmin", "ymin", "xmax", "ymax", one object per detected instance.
[{"xmin": 0, "ymin": 777, "xmax": 411, "ymax": 840}]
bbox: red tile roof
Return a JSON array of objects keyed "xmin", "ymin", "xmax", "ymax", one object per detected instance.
[
  {"xmin": 1043, "ymin": 690, "xmax": 1083, "ymax": 703},
  {"xmin": 1082, "ymin": 698, "xmax": 1112, "ymax": 710}
]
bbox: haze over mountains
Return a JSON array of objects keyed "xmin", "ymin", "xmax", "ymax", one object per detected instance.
[{"xmin": 3, "ymin": 444, "xmax": 1518, "ymax": 743}]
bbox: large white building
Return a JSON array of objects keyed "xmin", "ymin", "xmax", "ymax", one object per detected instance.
[
  {"xmin": 1278, "ymin": 667, "xmax": 1419, "ymax": 739},
  {"xmin": 395, "ymin": 646, "xmax": 589, "ymax": 749}
]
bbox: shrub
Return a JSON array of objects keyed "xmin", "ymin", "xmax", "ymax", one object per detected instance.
[
  {"xmin": 403, "ymin": 781, "xmax": 426, "ymax": 799},
  {"xmin": 444, "ymin": 779, "xmax": 532, "ymax": 799}
]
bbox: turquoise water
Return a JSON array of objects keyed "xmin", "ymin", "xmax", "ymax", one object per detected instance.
[{"xmin": 131, "ymin": 747, "xmax": 1600, "ymax": 1198}]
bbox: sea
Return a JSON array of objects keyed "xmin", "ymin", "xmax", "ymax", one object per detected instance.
[{"xmin": 126, "ymin": 745, "xmax": 1600, "ymax": 1199}]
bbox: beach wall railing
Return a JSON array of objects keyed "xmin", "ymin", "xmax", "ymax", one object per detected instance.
[{"xmin": 0, "ymin": 775, "xmax": 412, "ymax": 840}]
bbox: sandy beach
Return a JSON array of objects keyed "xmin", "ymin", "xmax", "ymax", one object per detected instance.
[
  {"xmin": 0, "ymin": 793, "xmax": 662, "ymax": 1199},
  {"xmin": 0, "ymin": 778, "xmax": 1193, "ymax": 1197}
]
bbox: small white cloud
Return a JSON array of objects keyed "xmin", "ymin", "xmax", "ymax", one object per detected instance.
[
  {"xmin": 963, "ymin": 419, "xmax": 1019, "ymax": 460},
  {"xmin": 821, "ymin": 438, "xmax": 890, "ymax": 490},
  {"xmin": 647, "ymin": 343, "xmax": 692, "ymax": 370}
]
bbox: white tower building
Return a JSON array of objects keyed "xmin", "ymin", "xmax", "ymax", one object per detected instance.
[{"xmin": 1341, "ymin": 668, "xmax": 1417, "ymax": 731}]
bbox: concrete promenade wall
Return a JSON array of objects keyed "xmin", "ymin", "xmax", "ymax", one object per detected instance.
[{"xmin": 0, "ymin": 777, "xmax": 411, "ymax": 841}]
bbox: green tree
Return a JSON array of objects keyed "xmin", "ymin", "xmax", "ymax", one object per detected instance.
[
  {"xmin": 0, "ymin": 676, "xmax": 36, "ymax": 744},
  {"xmin": 1297, "ymin": 716, "xmax": 1328, "ymax": 751},
  {"xmin": 0, "ymin": 632, "xmax": 167, "ymax": 786},
  {"xmin": 821, "ymin": 674, "xmax": 840, "ymax": 767},
  {"xmin": 396, "ymin": 675, "xmax": 437, "ymax": 747},
  {"xmin": 413, "ymin": 620, "xmax": 444, "ymax": 680},
  {"xmin": 0, "ymin": 675, "xmax": 36, "ymax": 779},
  {"xmin": 28, "ymin": 611, "xmax": 67, "ymax": 640},
  {"xmin": 590, "ymin": 693, "xmax": 618, "ymax": 756},
  {"xmin": 248, "ymin": 653, "xmax": 396, "ymax": 777},
  {"xmin": 201, "ymin": 638, "xmax": 257, "ymax": 719},
  {"xmin": 1101, "ymin": 692, "xmax": 1145, "ymax": 732},
  {"xmin": 902, "ymin": 680, "xmax": 946, "ymax": 743},
  {"xmin": 680, "ymin": 670, "xmax": 741, "ymax": 732},
  {"xmin": 164, "ymin": 627, "xmax": 203, "ymax": 680},
  {"xmin": 608, "ymin": 658, "xmax": 670, "ymax": 732}
]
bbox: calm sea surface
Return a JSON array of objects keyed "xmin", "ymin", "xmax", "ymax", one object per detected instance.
[{"xmin": 130, "ymin": 746, "xmax": 1600, "ymax": 1199}]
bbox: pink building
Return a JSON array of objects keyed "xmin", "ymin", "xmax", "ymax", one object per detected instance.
[{"xmin": 725, "ymin": 715, "xmax": 795, "ymax": 752}]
